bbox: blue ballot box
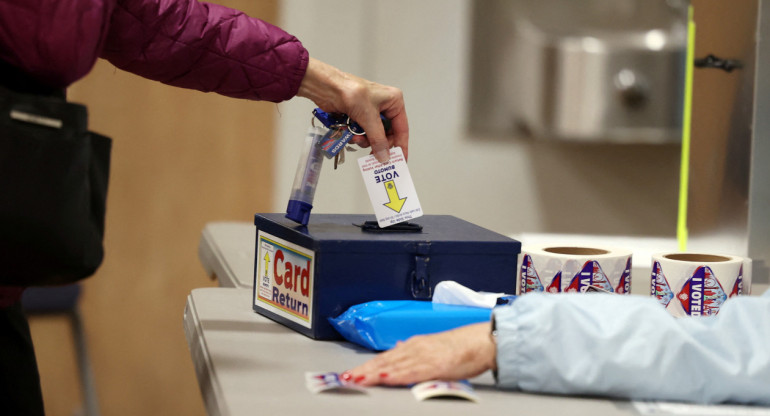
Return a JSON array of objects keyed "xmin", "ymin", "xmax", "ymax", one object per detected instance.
[{"xmin": 252, "ymin": 213, "xmax": 521, "ymax": 339}]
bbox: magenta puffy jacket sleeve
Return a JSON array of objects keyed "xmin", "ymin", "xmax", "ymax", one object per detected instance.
[{"xmin": 101, "ymin": 0, "xmax": 309, "ymax": 102}]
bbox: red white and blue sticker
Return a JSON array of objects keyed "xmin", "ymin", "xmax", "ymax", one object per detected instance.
[
  {"xmin": 730, "ymin": 265, "xmax": 744, "ymax": 298},
  {"xmin": 411, "ymin": 380, "xmax": 479, "ymax": 402},
  {"xmin": 651, "ymin": 261, "xmax": 674, "ymax": 308},
  {"xmin": 566, "ymin": 260, "xmax": 614, "ymax": 293},
  {"xmin": 676, "ymin": 266, "xmax": 727, "ymax": 316},
  {"xmin": 615, "ymin": 258, "xmax": 632, "ymax": 294},
  {"xmin": 520, "ymin": 254, "xmax": 544, "ymax": 293},
  {"xmin": 305, "ymin": 372, "xmax": 366, "ymax": 394},
  {"xmin": 546, "ymin": 271, "xmax": 562, "ymax": 293}
]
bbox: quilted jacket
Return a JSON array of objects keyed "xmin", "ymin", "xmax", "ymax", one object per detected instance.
[
  {"xmin": 0, "ymin": 0, "xmax": 309, "ymax": 102},
  {"xmin": 0, "ymin": 0, "xmax": 308, "ymax": 305}
]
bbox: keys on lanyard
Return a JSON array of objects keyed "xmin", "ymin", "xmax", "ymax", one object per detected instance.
[
  {"xmin": 312, "ymin": 108, "xmax": 391, "ymax": 169},
  {"xmin": 332, "ymin": 141, "xmax": 350, "ymax": 170}
]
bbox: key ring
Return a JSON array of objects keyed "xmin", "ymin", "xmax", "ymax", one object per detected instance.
[
  {"xmin": 346, "ymin": 116, "xmax": 366, "ymax": 135},
  {"xmin": 311, "ymin": 116, "xmax": 346, "ymax": 131}
]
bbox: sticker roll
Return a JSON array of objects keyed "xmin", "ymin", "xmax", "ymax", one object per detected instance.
[
  {"xmin": 517, "ymin": 245, "xmax": 633, "ymax": 295},
  {"xmin": 651, "ymin": 253, "xmax": 752, "ymax": 317}
]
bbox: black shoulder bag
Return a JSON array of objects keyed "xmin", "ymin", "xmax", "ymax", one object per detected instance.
[{"xmin": 0, "ymin": 65, "xmax": 112, "ymax": 286}]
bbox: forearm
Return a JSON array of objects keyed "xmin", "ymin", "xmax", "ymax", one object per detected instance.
[
  {"xmin": 297, "ymin": 58, "xmax": 350, "ymax": 111},
  {"xmin": 494, "ymin": 292, "xmax": 770, "ymax": 405},
  {"xmin": 102, "ymin": 0, "xmax": 308, "ymax": 102}
]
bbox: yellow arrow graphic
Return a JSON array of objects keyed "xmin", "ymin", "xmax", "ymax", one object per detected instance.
[
  {"xmin": 383, "ymin": 180, "xmax": 407, "ymax": 212},
  {"xmin": 263, "ymin": 252, "xmax": 270, "ymax": 278}
]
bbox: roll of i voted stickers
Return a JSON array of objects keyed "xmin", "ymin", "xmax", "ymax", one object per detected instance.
[
  {"xmin": 518, "ymin": 245, "xmax": 633, "ymax": 295},
  {"xmin": 651, "ymin": 253, "xmax": 752, "ymax": 317},
  {"xmin": 411, "ymin": 380, "xmax": 479, "ymax": 403},
  {"xmin": 358, "ymin": 147, "xmax": 423, "ymax": 228}
]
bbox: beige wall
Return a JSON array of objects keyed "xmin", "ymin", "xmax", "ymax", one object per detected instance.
[
  {"xmin": 274, "ymin": 1, "xmax": 680, "ymax": 238},
  {"xmin": 689, "ymin": 0, "xmax": 757, "ymax": 232},
  {"xmin": 277, "ymin": 0, "xmax": 756, "ymax": 242},
  {"xmin": 28, "ymin": 1, "xmax": 279, "ymax": 415}
]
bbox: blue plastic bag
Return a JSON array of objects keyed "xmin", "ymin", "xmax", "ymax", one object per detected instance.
[{"xmin": 328, "ymin": 300, "xmax": 492, "ymax": 351}]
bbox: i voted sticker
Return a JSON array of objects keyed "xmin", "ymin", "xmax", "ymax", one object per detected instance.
[
  {"xmin": 305, "ymin": 372, "xmax": 366, "ymax": 394},
  {"xmin": 358, "ymin": 147, "xmax": 423, "ymax": 228},
  {"xmin": 411, "ymin": 380, "xmax": 479, "ymax": 402}
]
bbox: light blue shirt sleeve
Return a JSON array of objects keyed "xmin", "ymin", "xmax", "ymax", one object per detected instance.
[{"xmin": 492, "ymin": 289, "xmax": 770, "ymax": 405}]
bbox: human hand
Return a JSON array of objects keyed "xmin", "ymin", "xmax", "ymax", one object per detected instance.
[
  {"xmin": 343, "ymin": 322, "xmax": 496, "ymax": 386},
  {"xmin": 297, "ymin": 57, "xmax": 409, "ymax": 164}
]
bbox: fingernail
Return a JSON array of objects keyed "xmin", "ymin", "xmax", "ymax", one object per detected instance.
[
  {"xmin": 379, "ymin": 372, "xmax": 389, "ymax": 379},
  {"xmin": 354, "ymin": 375, "xmax": 366, "ymax": 383},
  {"xmin": 341, "ymin": 371, "xmax": 353, "ymax": 381},
  {"xmin": 375, "ymin": 149, "xmax": 390, "ymax": 164}
]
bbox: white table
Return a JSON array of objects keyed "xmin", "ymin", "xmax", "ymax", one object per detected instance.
[
  {"xmin": 198, "ymin": 222, "xmax": 255, "ymax": 288},
  {"xmin": 184, "ymin": 287, "xmax": 643, "ymax": 416},
  {"xmin": 190, "ymin": 222, "xmax": 770, "ymax": 415}
]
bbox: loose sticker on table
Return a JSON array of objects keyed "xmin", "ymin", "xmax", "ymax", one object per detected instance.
[
  {"xmin": 255, "ymin": 231, "xmax": 314, "ymax": 328},
  {"xmin": 358, "ymin": 147, "xmax": 423, "ymax": 228},
  {"xmin": 411, "ymin": 380, "xmax": 479, "ymax": 403},
  {"xmin": 305, "ymin": 372, "xmax": 367, "ymax": 394}
]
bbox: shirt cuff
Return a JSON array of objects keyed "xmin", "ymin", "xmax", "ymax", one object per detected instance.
[{"xmin": 491, "ymin": 305, "xmax": 525, "ymax": 390}]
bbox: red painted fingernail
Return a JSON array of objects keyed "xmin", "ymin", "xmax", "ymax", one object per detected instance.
[
  {"xmin": 354, "ymin": 375, "xmax": 366, "ymax": 383},
  {"xmin": 379, "ymin": 372, "xmax": 389, "ymax": 379},
  {"xmin": 340, "ymin": 371, "xmax": 353, "ymax": 381}
]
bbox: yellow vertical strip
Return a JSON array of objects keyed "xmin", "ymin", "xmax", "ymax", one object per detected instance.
[{"xmin": 678, "ymin": 5, "xmax": 696, "ymax": 252}]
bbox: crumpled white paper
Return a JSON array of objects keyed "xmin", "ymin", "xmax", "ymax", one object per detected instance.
[{"xmin": 432, "ymin": 281, "xmax": 510, "ymax": 309}]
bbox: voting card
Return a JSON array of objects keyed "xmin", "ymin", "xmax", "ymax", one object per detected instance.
[
  {"xmin": 305, "ymin": 372, "xmax": 367, "ymax": 394},
  {"xmin": 357, "ymin": 147, "xmax": 423, "ymax": 228},
  {"xmin": 411, "ymin": 380, "xmax": 479, "ymax": 403}
]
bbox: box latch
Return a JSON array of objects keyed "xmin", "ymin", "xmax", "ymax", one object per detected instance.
[{"xmin": 411, "ymin": 242, "xmax": 431, "ymax": 299}]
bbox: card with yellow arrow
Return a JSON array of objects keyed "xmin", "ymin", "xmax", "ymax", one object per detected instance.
[{"xmin": 357, "ymin": 147, "xmax": 423, "ymax": 228}]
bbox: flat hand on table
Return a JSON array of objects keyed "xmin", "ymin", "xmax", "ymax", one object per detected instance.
[{"xmin": 344, "ymin": 321, "xmax": 496, "ymax": 386}]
